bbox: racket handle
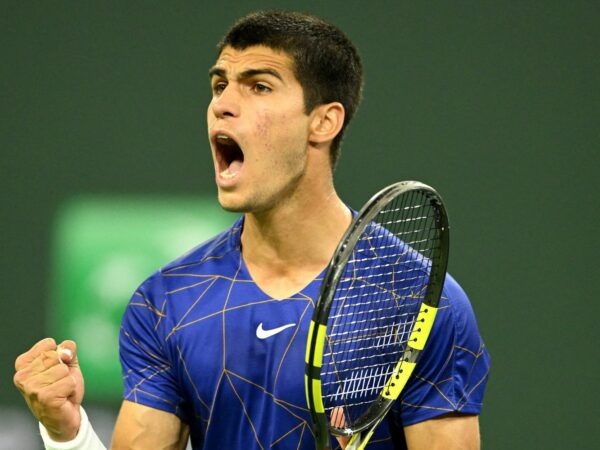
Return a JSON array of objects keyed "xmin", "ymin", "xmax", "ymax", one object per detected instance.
[{"xmin": 315, "ymin": 431, "xmax": 331, "ymax": 450}]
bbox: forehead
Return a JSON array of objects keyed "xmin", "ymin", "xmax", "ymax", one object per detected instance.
[{"xmin": 211, "ymin": 45, "xmax": 296, "ymax": 78}]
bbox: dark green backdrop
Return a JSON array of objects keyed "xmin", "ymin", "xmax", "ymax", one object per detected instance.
[{"xmin": 2, "ymin": 1, "xmax": 598, "ymax": 449}]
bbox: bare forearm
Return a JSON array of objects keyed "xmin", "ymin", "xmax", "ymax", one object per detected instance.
[
  {"xmin": 111, "ymin": 401, "xmax": 189, "ymax": 450},
  {"xmin": 404, "ymin": 414, "xmax": 480, "ymax": 450},
  {"xmin": 38, "ymin": 402, "xmax": 188, "ymax": 450}
]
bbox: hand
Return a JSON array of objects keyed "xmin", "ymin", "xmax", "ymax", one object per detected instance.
[
  {"xmin": 331, "ymin": 407, "xmax": 350, "ymax": 449},
  {"xmin": 13, "ymin": 337, "xmax": 85, "ymax": 441}
]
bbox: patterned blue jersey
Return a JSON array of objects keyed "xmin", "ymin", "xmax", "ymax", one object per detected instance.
[{"xmin": 119, "ymin": 216, "xmax": 490, "ymax": 449}]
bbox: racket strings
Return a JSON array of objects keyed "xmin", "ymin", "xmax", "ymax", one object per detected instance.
[
  {"xmin": 325, "ymin": 319, "xmax": 415, "ymax": 358},
  {"xmin": 331, "ymin": 276, "xmax": 427, "ymax": 305},
  {"xmin": 321, "ymin": 190, "xmax": 443, "ymax": 426}
]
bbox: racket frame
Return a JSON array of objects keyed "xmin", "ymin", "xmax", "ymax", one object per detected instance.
[{"xmin": 305, "ymin": 181, "xmax": 450, "ymax": 450}]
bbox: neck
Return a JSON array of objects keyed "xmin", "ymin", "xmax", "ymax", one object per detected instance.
[
  {"xmin": 241, "ymin": 184, "xmax": 350, "ymax": 269},
  {"xmin": 240, "ymin": 177, "xmax": 351, "ymax": 299}
]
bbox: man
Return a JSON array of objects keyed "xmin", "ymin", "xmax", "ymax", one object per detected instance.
[{"xmin": 14, "ymin": 11, "xmax": 490, "ymax": 450}]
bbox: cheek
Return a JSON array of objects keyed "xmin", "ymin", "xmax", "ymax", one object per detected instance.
[
  {"xmin": 255, "ymin": 111, "xmax": 274, "ymax": 142},
  {"xmin": 256, "ymin": 112, "xmax": 294, "ymax": 157},
  {"xmin": 253, "ymin": 106, "xmax": 308, "ymax": 157}
]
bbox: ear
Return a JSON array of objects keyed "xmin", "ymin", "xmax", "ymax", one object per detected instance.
[{"xmin": 308, "ymin": 102, "xmax": 345, "ymax": 146}]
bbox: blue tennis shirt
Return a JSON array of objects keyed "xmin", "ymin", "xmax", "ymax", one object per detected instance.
[{"xmin": 120, "ymin": 216, "xmax": 490, "ymax": 449}]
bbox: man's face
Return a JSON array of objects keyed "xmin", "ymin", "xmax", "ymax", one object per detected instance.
[{"xmin": 207, "ymin": 45, "xmax": 312, "ymax": 213}]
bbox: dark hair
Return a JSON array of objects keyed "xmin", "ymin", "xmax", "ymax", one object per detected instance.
[{"xmin": 217, "ymin": 10, "xmax": 363, "ymax": 168}]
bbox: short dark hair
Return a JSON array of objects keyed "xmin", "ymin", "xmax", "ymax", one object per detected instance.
[{"xmin": 217, "ymin": 10, "xmax": 363, "ymax": 168}]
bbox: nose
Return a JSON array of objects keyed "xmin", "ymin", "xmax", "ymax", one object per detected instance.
[{"xmin": 210, "ymin": 85, "xmax": 240, "ymax": 119}]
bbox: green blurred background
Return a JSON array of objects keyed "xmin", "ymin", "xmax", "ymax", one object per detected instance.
[{"xmin": 1, "ymin": 1, "xmax": 598, "ymax": 448}]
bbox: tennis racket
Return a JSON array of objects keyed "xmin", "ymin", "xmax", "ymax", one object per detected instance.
[{"xmin": 305, "ymin": 180, "xmax": 449, "ymax": 450}]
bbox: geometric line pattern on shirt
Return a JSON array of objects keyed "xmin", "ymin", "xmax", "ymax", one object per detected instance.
[
  {"xmin": 400, "ymin": 340, "xmax": 490, "ymax": 413},
  {"xmin": 223, "ymin": 370, "xmax": 313, "ymax": 449},
  {"xmin": 119, "ymin": 220, "xmax": 490, "ymax": 449},
  {"xmin": 172, "ymin": 244, "xmax": 316, "ymax": 448}
]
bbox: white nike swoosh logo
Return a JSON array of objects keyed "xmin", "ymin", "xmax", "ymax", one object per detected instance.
[{"xmin": 256, "ymin": 322, "xmax": 296, "ymax": 339}]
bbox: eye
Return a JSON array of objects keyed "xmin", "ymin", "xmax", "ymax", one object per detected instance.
[
  {"xmin": 252, "ymin": 83, "xmax": 272, "ymax": 94},
  {"xmin": 212, "ymin": 81, "xmax": 227, "ymax": 95}
]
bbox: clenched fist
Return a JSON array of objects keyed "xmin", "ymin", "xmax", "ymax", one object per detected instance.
[{"xmin": 14, "ymin": 337, "xmax": 85, "ymax": 442}]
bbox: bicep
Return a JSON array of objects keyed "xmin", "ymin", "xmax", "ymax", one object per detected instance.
[
  {"xmin": 404, "ymin": 414, "xmax": 480, "ymax": 450},
  {"xmin": 111, "ymin": 400, "xmax": 189, "ymax": 450}
]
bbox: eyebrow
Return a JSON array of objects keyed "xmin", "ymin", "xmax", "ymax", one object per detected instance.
[{"xmin": 208, "ymin": 67, "xmax": 284, "ymax": 82}]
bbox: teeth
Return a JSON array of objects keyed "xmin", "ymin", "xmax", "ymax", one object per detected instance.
[
  {"xmin": 220, "ymin": 168, "xmax": 236, "ymax": 179},
  {"xmin": 216, "ymin": 134, "xmax": 232, "ymax": 144}
]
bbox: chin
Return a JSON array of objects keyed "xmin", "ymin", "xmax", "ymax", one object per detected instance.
[{"xmin": 217, "ymin": 192, "xmax": 249, "ymax": 213}]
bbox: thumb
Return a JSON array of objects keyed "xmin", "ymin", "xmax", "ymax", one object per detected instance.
[{"xmin": 57, "ymin": 340, "xmax": 78, "ymax": 365}]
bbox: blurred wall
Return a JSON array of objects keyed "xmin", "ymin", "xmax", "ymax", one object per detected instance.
[{"xmin": 2, "ymin": 1, "xmax": 598, "ymax": 449}]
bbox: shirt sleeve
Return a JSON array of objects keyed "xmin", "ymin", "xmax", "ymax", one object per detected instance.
[
  {"xmin": 119, "ymin": 272, "xmax": 187, "ymax": 419},
  {"xmin": 393, "ymin": 273, "xmax": 491, "ymax": 426}
]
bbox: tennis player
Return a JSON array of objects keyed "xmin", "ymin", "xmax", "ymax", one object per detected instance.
[{"xmin": 14, "ymin": 11, "xmax": 490, "ymax": 450}]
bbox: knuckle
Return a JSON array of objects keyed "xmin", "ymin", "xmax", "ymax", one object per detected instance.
[
  {"xmin": 14, "ymin": 353, "xmax": 29, "ymax": 371},
  {"xmin": 43, "ymin": 350, "xmax": 58, "ymax": 359},
  {"xmin": 22, "ymin": 380, "xmax": 41, "ymax": 399},
  {"xmin": 55, "ymin": 364, "xmax": 69, "ymax": 378},
  {"xmin": 41, "ymin": 352, "xmax": 60, "ymax": 369},
  {"xmin": 13, "ymin": 368, "xmax": 35, "ymax": 391},
  {"xmin": 14, "ymin": 354, "xmax": 23, "ymax": 367},
  {"xmin": 13, "ymin": 371, "xmax": 24, "ymax": 389}
]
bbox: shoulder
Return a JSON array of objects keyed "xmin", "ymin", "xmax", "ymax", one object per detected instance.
[
  {"xmin": 119, "ymin": 217, "xmax": 244, "ymax": 350},
  {"xmin": 437, "ymin": 273, "xmax": 484, "ymax": 343},
  {"xmin": 161, "ymin": 218, "xmax": 242, "ymax": 273},
  {"xmin": 134, "ymin": 217, "xmax": 243, "ymax": 302}
]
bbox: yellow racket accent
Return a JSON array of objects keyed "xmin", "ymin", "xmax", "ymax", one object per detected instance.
[
  {"xmin": 382, "ymin": 360, "xmax": 416, "ymax": 400},
  {"xmin": 311, "ymin": 379, "xmax": 325, "ymax": 413},
  {"xmin": 408, "ymin": 303, "xmax": 438, "ymax": 350},
  {"xmin": 305, "ymin": 321, "xmax": 327, "ymax": 366},
  {"xmin": 313, "ymin": 323, "xmax": 327, "ymax": 365},
  {"xmin": 305, "ymin": 321, "xmax": 316, "ymax": 364},
  {"xmin": 381, "ymin": 304, "xmax": 438, "ymax": 400},
  {"xmin": 305, "ymin": 321, "xmax": 328, "ymax": 413}
]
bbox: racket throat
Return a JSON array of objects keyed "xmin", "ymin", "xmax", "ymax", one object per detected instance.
[{"xmin": 347, "ymin": 429, "xmax": 375, "ymax": 450}]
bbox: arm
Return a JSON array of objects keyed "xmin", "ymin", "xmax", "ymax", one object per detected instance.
[
  {"xmin": 14, "ymin": 338, "xmax": 189, "ymax": 450},
  {"xmin": 111, "ymin": 400, "xmax": 189, "ymax": 450},
  {"xmin": 38, "ymin": 402, "xmax": 190, "ymax": 450},
  {"xmin": 404, "ymin": 414, "xmax": 480, "ymax": 450}
]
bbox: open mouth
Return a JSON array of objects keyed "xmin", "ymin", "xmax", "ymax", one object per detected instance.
[{"xmin": 214, "ymin": 134, "xmax": 244, "ymax": 179}]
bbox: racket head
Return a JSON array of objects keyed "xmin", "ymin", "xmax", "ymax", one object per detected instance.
[{"xmin": 305, "ymin": 181, "xmax": 449, "ymax": 447}]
